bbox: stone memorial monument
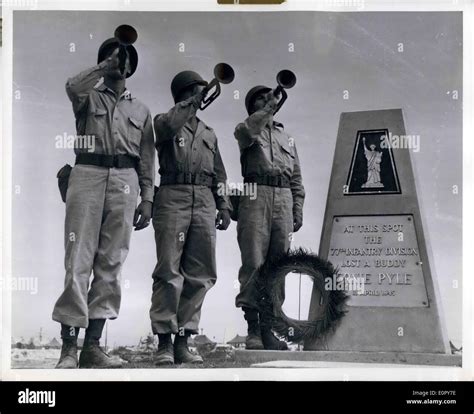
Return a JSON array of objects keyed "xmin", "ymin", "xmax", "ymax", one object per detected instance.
[{"xmin": 305, "ymin": 109, "xmax": 453, "ymax": 360}]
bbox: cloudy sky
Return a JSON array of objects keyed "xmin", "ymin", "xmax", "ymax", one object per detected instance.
[{"xmin": 11, "ymin": 11, "xmax": 462, "ymax": 347}]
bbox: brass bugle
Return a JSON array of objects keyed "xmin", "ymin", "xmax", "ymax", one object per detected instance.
[
  {"xmin": 114, "ymin": 24, "xmax": 138, "ymax": 45},
  {"xmin": 200, "ymin": 63, "xmax": 235, "ymax": 110},
  {"xmin": 273, "ymin": 69, "xmax": 297, "ymax": 114},
  {"xmin": 114, "ymin": 25, "xmax": 138, "ymax": 75}
]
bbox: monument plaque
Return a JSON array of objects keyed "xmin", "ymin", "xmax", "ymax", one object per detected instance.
[
  {"xmin": 328, "ymin": 214, "xmax": 428, "ymax": 307},
  {"xmin": 305, "ymin": 109, "xmax": 451, "ymax": 356}
]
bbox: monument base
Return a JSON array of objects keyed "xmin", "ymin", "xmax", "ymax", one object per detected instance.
[{"xmin": 234, "ymin": 350, "xmax": 461, "ymax": 367}]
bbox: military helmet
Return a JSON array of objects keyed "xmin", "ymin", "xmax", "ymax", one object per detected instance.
[
  {"xmin": 97, "ymin": 38, "xmax": 138, "ymax": 78},
  {"xmin": 245, "ymin": 85, "xmax": 272, "ymax": 114},
  {"xmin": 171, "ymin": 70, "xmax": 208, "ymax": 102}
]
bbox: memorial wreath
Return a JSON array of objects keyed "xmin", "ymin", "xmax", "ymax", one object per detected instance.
[{"xmin": 257, "ymin": 248, "xmax": 349, "ymax": 343}]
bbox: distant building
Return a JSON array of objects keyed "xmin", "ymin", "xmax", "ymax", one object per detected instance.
[
  {"xmin": 193, "ymin": 335, "xmax": 215, "ymax": 346},
  {"xmin": 226, "ymin": 335, "xmax": 246, "ymax": 349},
  {"xmin": 28, "ymin": 336, "xmax": 49, "ymax": 349},
  {"xmin": 46, "ymin": 338, "xmax": 61, "ymax": 349},
  {"xmin": 11, "ymin": 336, "xmax": 26, "ymax": 349},
  {"xmin": 193, "ymin": 334, "xmax": 216, "ymax": 354}
]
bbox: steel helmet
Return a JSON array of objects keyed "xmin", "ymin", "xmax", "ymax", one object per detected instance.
[
  {"xmin": 245, "ymin": 85, "xmax": 272, "ymax": 114},
  {"xmin": 171, "ymin": 70, "xmax": 208, "ymax": 102}
]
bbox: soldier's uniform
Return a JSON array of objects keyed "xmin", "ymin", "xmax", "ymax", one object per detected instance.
[
  {"xmin": 53, "ymin": 65, "xmax": 155, "ymax": 327},
  {"xmin": 234, "ymin": 86, "xmax": 305, "ymax": 349},
  {"xmin": 52, "ymin": 37, "xmax": 154, "ymax": 368},
  {"xmin": 151, "ymin": 94, "xmax": 231, "ymax": 336}
]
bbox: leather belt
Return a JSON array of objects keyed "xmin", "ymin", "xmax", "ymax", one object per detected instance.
[
  {"xmin": 75, "ymin": 153, "xmax": 139, "ymax": 169},
  {"xmin": 244, "ymin": 175, "xmax": 291, "ymax": 188},
  {"xmin": 160, "ymin": 172, "xmax": 214, "ymax": 187}
]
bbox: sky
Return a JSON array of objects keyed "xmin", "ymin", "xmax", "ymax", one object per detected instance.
[{"xmin": 10, "ymin": 11, "xmax": 462, "ymax": 347}]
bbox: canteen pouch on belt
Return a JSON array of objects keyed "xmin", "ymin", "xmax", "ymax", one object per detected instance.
[{"xmin": 57, "ymin": 164, "xmax": 73, "ymax": 203}]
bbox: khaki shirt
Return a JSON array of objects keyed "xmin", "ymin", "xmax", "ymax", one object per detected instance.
[
  {"xmin": 234, "ymin": 108, "xmax": 305, "ymax": 217},
  {"xmin": 65, "ymin": 62, "xmax": 155, "ymax": 202},
  {"xmin": 154, "ymin": 97, "xmax": 231, "ymax": 211}
]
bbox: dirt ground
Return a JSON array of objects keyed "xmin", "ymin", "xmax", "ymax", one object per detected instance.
[{"xmin": 10, "ymin": 348, "xmax": 251, "ymax": 369}]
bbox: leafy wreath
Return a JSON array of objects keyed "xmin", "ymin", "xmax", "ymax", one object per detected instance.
[{"xmin": 256, "ymin": 248, "xmax": 348, "ymax": 343}]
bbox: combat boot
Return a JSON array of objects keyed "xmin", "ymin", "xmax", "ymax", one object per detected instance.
[
  {"xmin": 56, "ymin": 324, "xmax": 79, "ymax": 369},
  {"xmin": 155, "ymin": 333, "xmax": 174, "ymax": 366},
  {"xmin": 244, "ymin": 308, "xmax": 264, "ymax": 350},
  {"xmin": 79, "ymin": 341, "xmax": 124, "ymax": 368},
  {"xmin": 79, "ymin": 319, "xmax": 123, "ymax": 368},
  {"xmin": 55, "ymin": 340, "xmax": 78, "ymax": 369},
  {"xmin": 260, "ymin": 312, "xmax": 288, "ymax": 351},
  {"xmin": 174, "ymin": 334, "xmax": 203, "ymax": 364},
  {"xmin": 261, "ymin": 328, "xmax": 288, "ymax": 350}
]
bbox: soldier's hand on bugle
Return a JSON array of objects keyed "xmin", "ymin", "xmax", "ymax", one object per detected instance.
[
  {"xmin": 191, "ymin": 88, "xmax": 208, "ymax": 109},
  {"xmin": 263, "ymin": 91, "xmax": 279, "ymax": 111},
  {"xmin": 265, "ymin": 91, "xmax": 278, "ymax": 113}
]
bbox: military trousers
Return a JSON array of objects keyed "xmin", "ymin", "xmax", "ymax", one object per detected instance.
[
  {"xmin": 236, "ymin": 186, "xmax": 293, "ymax": 310},
  {"xmin": 150, "ymin": 184, "xmax": 217, "ymax": 335},
  {"xmin": 52, "ymin": 164, "xmax": 140, "ymax": 328}
]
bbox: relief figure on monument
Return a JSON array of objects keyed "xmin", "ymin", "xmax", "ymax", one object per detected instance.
[
  {"xmin": 361, "ymin": 137, "xmax": 384, "ymax": 188},
  {"xmin": 345, "ymin": 129, "xmax": 401, "ymax": 195}
]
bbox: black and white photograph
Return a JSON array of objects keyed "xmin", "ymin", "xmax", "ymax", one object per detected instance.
[{"xmin": 0, "ymin": 0, "xmax": 471, "ymax": 394}]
